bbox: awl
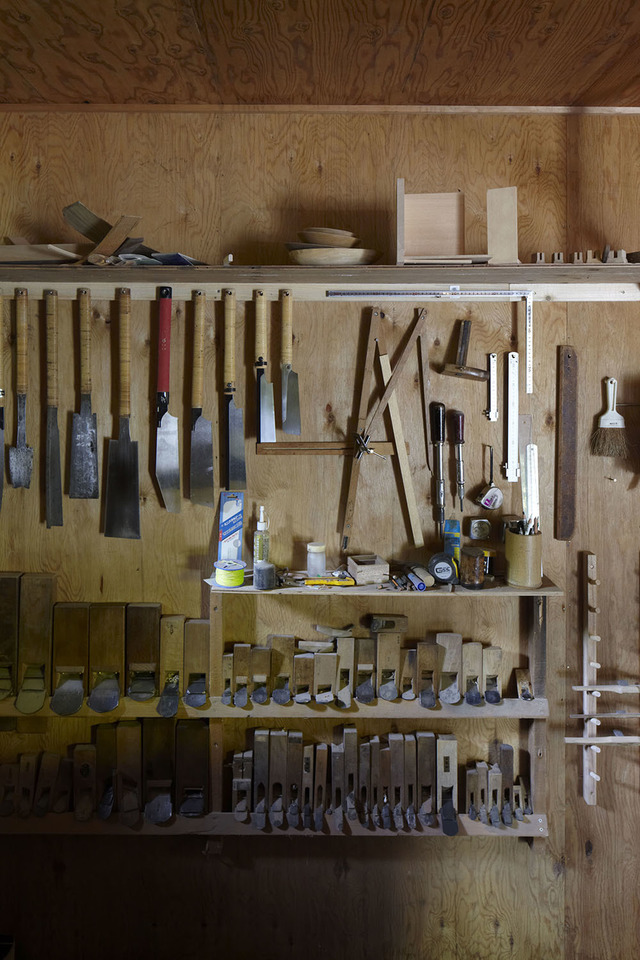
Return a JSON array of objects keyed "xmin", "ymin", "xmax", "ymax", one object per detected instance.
[
  {"xmin": 451, "ymin": 409, "xmax": 465, "ymax": 511},
  {"xmin": 69, "ymin": 288, "xmax": 99, "ymax": 499},
  {"xmin": 154, "ymin": 287, "xmax": 180, "ymax": 512},
  {"xmin": 189, "ymin": 290, "xmax": 215, "ymax": 507},
  {"xmin": 44, "ymin": 290, "xmax": 63, "ymax": 527},
  {"xmin": 281, "ymin": 289, "xmax": 301, "ymax": 434},
  {"xmin": 104, "ymin": 288, "xmax": 141, "ymax": 539},
  {"xmin": 8, "ymin": 289, "xmax": 34, "ymax": 489},
  {"xmin": 223, "ymin": 289, "xmax": 246, "ymax": 489},
  {"xmin": 255, "ymin": 289, "xmax": 276, "ymax": 443}
]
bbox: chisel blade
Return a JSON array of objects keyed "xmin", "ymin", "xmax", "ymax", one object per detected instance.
[{"xmin": 45, "ymin": 407, "xmax": 63, "ymax": 527}]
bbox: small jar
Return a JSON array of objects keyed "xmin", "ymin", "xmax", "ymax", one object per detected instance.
[
  {"xmin": 459, "ymin": 545, "xmax": 485, "ymax": 590},
  {"xmin": 306, "ymin": 542, "xmax": 326, "ymax": 577}
]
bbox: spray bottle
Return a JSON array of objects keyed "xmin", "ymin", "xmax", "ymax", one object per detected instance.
[{"xmin": 253, "ymin": 505, "xmax": 270, "ymax": 564}]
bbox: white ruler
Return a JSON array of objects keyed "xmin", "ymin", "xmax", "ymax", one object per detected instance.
[{"xmin": 504, "ymin": 352, "xmax": 520, "ymax": 482}]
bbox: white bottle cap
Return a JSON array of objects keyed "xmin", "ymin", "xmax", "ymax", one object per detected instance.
[{"xmin": 257, "ymin": 505, "xmax": 268, "ymax": 531}]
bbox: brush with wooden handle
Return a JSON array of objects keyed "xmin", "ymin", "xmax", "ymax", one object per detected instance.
[{"xmin": 591, "ymin": 376, "xmax": 628, "ymax": 458}]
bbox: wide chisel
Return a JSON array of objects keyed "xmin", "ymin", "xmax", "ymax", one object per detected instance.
[
  {"xmin": 281, "ymin": 289, "xmax": 301, "ymax": 434},
  {"xmin": 69, "ymin": 288, "xmax": 99, "ymax": 499},
  {"xmin": 189, "ymin": 290, "xmax": 215, "ymax": 506},
  {"xmin": 8, "ymin": 289, "xmax": 34, "ymax": 489},
  {"xmin": 255, "ymin": 289, "xmax": 276, "ymax": 443},
  {"xmin": 44, "ymin": 290, "xmax": 63, "ymax": 527},
  {"xmin": 154, "ymin": 286, "xmax": 180, "ymax": 512},
  {"xmin": 223, "ymin": 289, "xmax": 246, "ymax": 489},
  {"xmin": 104, "ymin": 288, "xmax": 140, "ymax": 539}
]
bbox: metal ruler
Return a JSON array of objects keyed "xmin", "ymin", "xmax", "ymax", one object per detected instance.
[
  {"xmin": 326, "ymin": 288, "xmax": 534, "ymax": 393},
  {"xmin": 504, "ymin": 352, "xmax": 520, "ymax": 482},
  {"xmin": 485, "ymin": 352, "xmax": 498, "ymax": 421}
]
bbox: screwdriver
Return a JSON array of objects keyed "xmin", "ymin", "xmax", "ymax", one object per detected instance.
[
  {"xmin": 451, "ymin": 410, "xmax": 465, "ymax": 511},
  {"xmin": 429, "ymin": 401, "xmax": 446, "ymax": 538}
]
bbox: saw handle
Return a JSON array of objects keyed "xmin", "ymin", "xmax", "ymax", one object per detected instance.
[
  {"xmin": 451, "ymin": 409, "xmax": 464, "ymax": 444},
  {"xmin": 255, "ymin": 289, "xmax": 267, "ymax": 365},
  {"xmin": 78, "ymin": 289, "xmax": 92, "ymax": 396},
  {"xmin": 429, "ymin": 401, "xmax": 446, "ymax": 445},
  {"xmin": 157, "ymin": 287, "xmax": 172, "ymax": 394},
  {"xmin": 223, "ymin": 289, "xmax": 236, "ymax": 392},
  {"xmin": 192, "ymin": 290, "xmax": 206, "ymax": 410},
  {"xmin": 281, "ymin": 289, "xmax": 293, "ymax": 366},
  {"xmin": 45, "ymin": 290, "xmax": 59, "ymax": 407},
  {"xmin": 118, "ymin": 288, "xmax": 131, "ymax": 418},
  {"xmin": 15, "ymin": 288, "xmax": 28, "ymax": 396}
]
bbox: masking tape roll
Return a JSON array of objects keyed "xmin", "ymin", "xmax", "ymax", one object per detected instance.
[{"xmin": 213, "ymin": 560, "xmax": 246, "ymax": 588}]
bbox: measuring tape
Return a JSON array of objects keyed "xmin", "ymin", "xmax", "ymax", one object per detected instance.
[{"xmin": 326, "ymin": 288, "xmax": 534, "ymax": 394}]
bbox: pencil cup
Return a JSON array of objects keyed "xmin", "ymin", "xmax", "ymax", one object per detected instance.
[{"xmin": 504, "ymin": 530, "xmax": 543, "ymax": 589}]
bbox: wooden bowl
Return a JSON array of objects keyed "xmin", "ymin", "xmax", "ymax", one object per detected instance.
[
  {"xmin": 299, "ymin": 229, "xmax": 359, "ymax": 247},
  {"xmin": 288, "ymin": 247, "xmax": 379, "ymax": 265}
]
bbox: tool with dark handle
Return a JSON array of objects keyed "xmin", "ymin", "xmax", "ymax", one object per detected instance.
[
  {"xmin": 69, "ymin": 288, "xmax": 99, "ymax": 499},
  {"xmin": 451, "ymin": 410, "xmax": 465, "ymax": 511},
  {"xmin": 44, "ymin": 290, "xmax": 63, "ymax": 527},
  {"xmin": 442, "ymin": 319, "xmax": 489, "ymax": 381},
  {"xmin": 281, "ymin": 289, "xmax": 301, "ymax": 435},
  {"xmin": 429, "ymin": 401, "xmax": 445, "ymax": 537},
  {"xmin": 255, "ymin": 289, "xmax": 276, "ymax": 443},
  {"xmin": 223, "ymin": 289, "xmax": 246, "ymax": 490},
  {"xmin": 189, "ymin": 290, "xmax": 215, "ymax": 506},
  {"xmin": 9, "ymin": 289, "xmax": 34, "ymax": 488},
  {"xmin": 104, "ymin": 288, "xmax": 140, "ymax": 539},
  {"xmin": 154, "ymin": 287, "xmax": 180, "ymax": 512}
]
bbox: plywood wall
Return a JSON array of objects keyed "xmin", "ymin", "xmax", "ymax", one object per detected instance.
[{"xmin": 0, "ymin": 108, "xmax": 638, "ymax": 960}]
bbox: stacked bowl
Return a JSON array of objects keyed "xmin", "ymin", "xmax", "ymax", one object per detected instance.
[{"xmin": 286, "ymin": 227, "xmax": 378, "ymax": 265}]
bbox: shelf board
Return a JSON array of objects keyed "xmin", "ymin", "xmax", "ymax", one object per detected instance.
[
  {"xmin": 211, "ymin": 576, "xmax": 563, "ymax": 598},
  {"xmin": 0, "ymin": 810, "xmax": 548, "ymax": 838},
  {"xmin": 0, "ymin": 696, "xmax": 549, "ymax": 720}
]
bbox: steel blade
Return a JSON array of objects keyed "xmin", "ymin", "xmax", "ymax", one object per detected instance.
[
  {"xmin": 156, "ymin": 410, "xmax": 181, "ymax": 513},
  {"xmin": 9, "ymin": 395, "xmax": 33, "ymax": 488},
  {"xmin": 45, "ymin": 407, "xmax": 63, "ymax": 527},
  {"xmin": 227, "ymin": 398, "xmax": 246, "ymax": 489},
  {"xmin": 282, "ymin": 367, "xmax": 301, "ymax": 435},
  {"xmin": 50, "ymin": 675, "xmax": 85, "ymax": 716},
  {"xmin": 190, "ymin": 413, "xmax": 215, "ymax": 507},
  {"xmin": 87, "ymin": 675, "xmax": 120, "ymax": 713},
  {"xmin": 69, "ymin": 396, "xmax": 99, "ymax": 499},
  {"xmin": 259, "ymin": 374, "xmax": 276, "ymax": 443},
  {"xmin": 104, "ymin": 417, "xmax": 140, "ymax": 539},
  {"xmin": 281, "ymin": 365, "xmax": 289, "ymax": 422}
]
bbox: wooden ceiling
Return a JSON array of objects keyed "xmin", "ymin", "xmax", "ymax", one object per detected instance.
[{"xmin": 1, "ymin": 0, "xmax": 639, "ymax": 107}]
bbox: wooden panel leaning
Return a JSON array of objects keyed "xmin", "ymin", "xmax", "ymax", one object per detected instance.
[{"xmin": 16, "ymin": 573, "xmax": 56, "ymax": 714}]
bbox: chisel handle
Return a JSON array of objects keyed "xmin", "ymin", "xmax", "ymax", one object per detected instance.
[
  {"xmin": 191, "ymin": 290, "xmax": 206, "ymax": 410},
  {"xmin": 281, "ymin": 290, "xmax": 293, "ymax": 366},
  {"xmin": 45, "ymin": 290, "xmax": 59, "ymax": 407},
  {"xmin": 15, "ymin": 288, "xmax": 28, "ymax": 396},
  {"xmin": 118, "ymin": 288, "xmax": 131, "ymax": 418},
  {"xmin": 223, "ymin": 289, "xmax": 237, "ymax": 392},
  {"xmin": 157, "ymin": 287, "xmax": 172, "ymax": 393},
  {"xmin": 255, "ymin": 289, "xmax": 267, "ymax": 365},
  {"xmin": 429, "ymin": 401, "xmax": 446, "ymax": 445},
  {"xmin": 451, "ymin": 410, "xmax": 464, "ymax": 444},
  {"xmin": 78, "ymin": 288, "xmax": 92, "ymax": 396}
]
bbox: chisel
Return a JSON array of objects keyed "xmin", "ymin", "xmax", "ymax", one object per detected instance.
[
  {"xmin": 8, "ymin": 289, "xmax": 34, "ymax": 489},
  {"xmin": 429, "ymin": 401, "xmax": 446, "ymax": 537},
  {"xmin": 44, "ymin": 290, "xmax": 63, "ymax": 527},
  {"xmin": 223, "ymin": 289, "xmax": 246, "ymax": 489},
  {"xmin": 255, "ymin": 289, "xmax": 276, "ymax": 443},
  {"xmin": 69, "ymin": 288, "xmax": 99, "ymax": 499},
  {"xmin": 189, "ymin": 290, "xmax": 215, "ymax": 507},
  {"xmin": 154, "ymin": 287, "xmax": 180, "ymax": 512}
]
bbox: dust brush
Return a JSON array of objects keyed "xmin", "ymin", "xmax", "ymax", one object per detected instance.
[{"xmin": 591, "ymin": 376, "xmax": 629, "ymax": 458}]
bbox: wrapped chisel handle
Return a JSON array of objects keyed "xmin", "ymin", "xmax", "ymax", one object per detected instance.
[
  {"xmin": 118, "ymin": 288, "xmax": 132, "ymax": 418},
  {"xmin": 191, "ymin": 291, "xmax": 206, "ymax": 412},
  {"xmin": 223, "ymin": 289, "xmax": 237, "ymax": 392}
]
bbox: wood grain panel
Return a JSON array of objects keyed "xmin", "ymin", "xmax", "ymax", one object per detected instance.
[{"xmin": 2, "ymin": 1, "xmax": 640, "ymax": 106}]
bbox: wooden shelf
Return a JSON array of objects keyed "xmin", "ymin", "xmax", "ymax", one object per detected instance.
[
  {"xmin": 0, "ymin": 810, "xmax": 548, "ymax": 837},
  {"xmin": 212, "ymin": 577, "xmax": 563, "ymax": 599},
  {"xmin": 0, "ymin": 696, "xmax": 549, "ymax": 721}
]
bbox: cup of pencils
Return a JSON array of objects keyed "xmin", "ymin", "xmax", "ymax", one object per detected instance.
[{"xmin": 504, "ymin": 518, "xmax": 542, "ymax": 589}]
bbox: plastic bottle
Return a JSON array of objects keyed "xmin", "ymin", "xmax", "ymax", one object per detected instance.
[
  {"xmin": 306, "ymin": 541, "xmax": 326, "ymax": 577},
  {"xmin": 253, "ymin": 506, "xmax": 270, "ymax": 564}
]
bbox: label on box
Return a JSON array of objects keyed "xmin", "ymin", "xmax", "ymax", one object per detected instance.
[{"xmin": 218, "ymin": 492, "xmax": 244, "ymax": 563}]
